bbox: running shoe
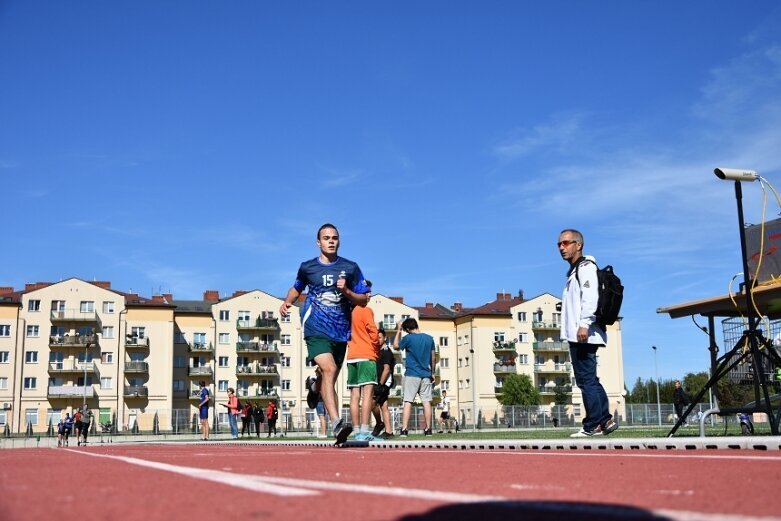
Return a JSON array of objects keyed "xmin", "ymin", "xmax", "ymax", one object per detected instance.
[
  {"xmin": 399, "ymin": 429, "xmax": 409, "ymax": 438},
  {"xmin": 424, "ymin": 428, "xmax": 433, "ymax": 436},
  {"xmin": 371, "ymin": 421, "xmax": 385, "ymax": 437},
  {"xmin": 380, "ymin": 432, "xmax": 394, "ymax": 439},
  {"xmin": 354, "ymin": 432, "xmax": 379, "ymax": 442},
  {"xmin": 601, "ymin": 418, "xmax": 619, "ymax": 435},
  {"xmin": 570, "ymin": 426, "xmax": 602, "ymax": 437},
  {"xmin": 333, "ymin": 419, "xmax": 353, "ymax": 445}
]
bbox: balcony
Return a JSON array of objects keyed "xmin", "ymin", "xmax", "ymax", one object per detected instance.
[
  {"xmin": 494, "ymin": 385, "xmax": 504, "ymax": 395},
  {"xmin": 236, "ymin": 364, "xmax": 279, "ymax": 376},
  {"xmin": 124, "ymin": 361, "xmax": 149, "ymax": 373},
  {"xmin": 538, "ymin": 384, "xmax": 573, "ymax": 394},
  {"xmin": 48, "ymin": 361, "xmax": 99, "ymax": 374},
  {"xmin": 188, "ymin": 366, "xmax": 213, "ymax": 377},
  {"xmin": 492, "ymin": 340, "xmax": 518, "ymax": 353},
  {"xmin": 235, "ymin": 342, "xmax": 279, "ymax": 354},
  {"xmin": 534, "ymin": 363, "xmax": 572, "ymax": 374},
  {"xmin": 48, "ymin": 385, "xmax": 95, "ymax": 399},
  {"xmin": 236, "ymin": 317, "xmax": 280, "ymax": 332},
  {"xmin": 493, "ymin": 362, "xmax": 517, "ymax": 374},
  {"xmin": 255, "ymin": 388, "xmax": 279, "ymax": 399},
  {"xmin": 125, "ymin": 336, "xmax": 150, "ymax": 350},
  {"xmin": 188, "ymin": 342, "xmax": 213, "ymax": 353},
  {"xmin": 532, "ymin": 341, "xmax": 569, "ymax": 352},
  {"xmin": 49, "ymin": 334, "xmax": 99, "ymax": 348},
  {"xmin": 124, "ymin": 385, "xmax": 149, "ymax": 398},
  {"xmin": 381, "ymin": 321, "xmax": 398, "ymax": 334},
  {"xmin": 532, "ymin": 321, "xmax": 561, "ymax": 331},
  {"xmin": 51, "ymin": 309, "xmax": 101, "ymax": 325}
]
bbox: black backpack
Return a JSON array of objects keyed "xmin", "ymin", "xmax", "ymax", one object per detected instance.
[{"xmin": 575, "ymin": 259, "xmax": 623, "ymax": 329}]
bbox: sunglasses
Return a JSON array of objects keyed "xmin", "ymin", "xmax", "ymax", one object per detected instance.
[{"xmin": 557, "ymin": 240, "xmax": 579, "ymax": 247}]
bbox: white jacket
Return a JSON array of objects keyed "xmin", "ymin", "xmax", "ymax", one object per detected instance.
[{"xmin": 561, "ymin": 255, "xmax": 607, "ymax": 345}]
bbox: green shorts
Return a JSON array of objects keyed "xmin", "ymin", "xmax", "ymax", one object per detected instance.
[
  {"xmin": 347, "ymin": 360, "xmax": 378, "ymax": 388},
  {"xmin": 306, "ymin": 336, "xmax": 348, "ymax": 368}
]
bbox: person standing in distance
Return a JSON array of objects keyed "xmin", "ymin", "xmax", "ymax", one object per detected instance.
[
  {"xmin": 198, "ymin": 380, "xmax": 210, "ymax": 441},
  {"xmin": 394, "ymin": 317, "xmax": 436, "ymax": 437},
  {"xmin": 559, "ymin": 229, "xmax": 618, "ymax": 437},
  {"xmin": 279, "ymin": 223, "xmax": 371, "ymax": 446}
]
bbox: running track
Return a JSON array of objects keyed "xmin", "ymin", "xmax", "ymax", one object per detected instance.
[{"xmin": 2, "ymin": 442, "xmax": 780, "ymax": 521}]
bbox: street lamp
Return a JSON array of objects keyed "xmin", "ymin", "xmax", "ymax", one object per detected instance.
[{"xmin": 652, "ymin": 346, "xmax": 661, "ymax": 426}]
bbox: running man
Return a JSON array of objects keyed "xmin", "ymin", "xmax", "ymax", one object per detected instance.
[
  {"xmin": 279, "ymin": 223, "xmax": 370, "ymax": 445},
  {"xmin": 347, "ymin": 282, "xmax": 381, "ymax": 441}
]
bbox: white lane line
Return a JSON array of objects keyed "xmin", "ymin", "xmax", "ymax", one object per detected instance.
[
  {"xmin": 654, "ymin": 509, "xmax": 781, "ymax": 521},
  {"xmin": 66, "ymin": 449, "xmax": 316, "ymax": 496},
  {"xmin": 67, "ymin": 449, "xmax": 503, "ymax": 503}
]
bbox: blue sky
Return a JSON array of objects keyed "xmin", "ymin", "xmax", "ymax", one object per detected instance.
[{"xmin": 2, "ymin": 2, "xmax": 781, "ymax": 388}]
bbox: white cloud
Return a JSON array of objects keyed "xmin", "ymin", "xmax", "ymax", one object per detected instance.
[{"xmin": 492, "ymin": 112, "xmax": 588, "ymax": 159}]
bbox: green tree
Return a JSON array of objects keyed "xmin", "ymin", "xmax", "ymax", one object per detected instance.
[
  {"xmin": 682, "ymin": 371, "xmax": 710, "ymax": 403},
  {"xmin": 500, "ymin": 374, "xmax": 540, "ymax": 406}
]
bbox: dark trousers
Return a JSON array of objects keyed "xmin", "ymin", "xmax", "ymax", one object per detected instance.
[
  {"xmin": 253, "ymin": 420, "xmax": 261, "ymax": 436},
  {"xmin": 241, "ymin": 417, "xmax": 250, "ymax": 435},
  {"xmin": 569, "ymin": 342, "xmax": 611, "ymax": 431}
]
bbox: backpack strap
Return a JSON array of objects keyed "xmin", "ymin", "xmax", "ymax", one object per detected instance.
[{"xmin": 573, "ymin": 258, "xmax": 595, "ymax": 286}]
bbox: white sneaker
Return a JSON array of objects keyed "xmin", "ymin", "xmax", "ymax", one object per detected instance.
[{"xmin": 570, "ymin": 427, "xmax": 602, "ymax": 437}]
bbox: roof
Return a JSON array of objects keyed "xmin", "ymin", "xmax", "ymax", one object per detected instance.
[
  {"xmin": 466, "ymin": 296, "xmax": 524, "ymax": 316},
  {"xmin": 414, "ymin": 303, "xmax": 457, "ymax": 319},
  {"xmin": 171, "ymin": 300, "xmax": 216, "ymax": 313},
  {"xmin": 657, "ymin": 282, "xmax": 781, "ymax": 319}
]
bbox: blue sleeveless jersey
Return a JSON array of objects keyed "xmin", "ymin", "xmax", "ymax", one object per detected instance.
[{"xmin": 293, "ymin": 256, "xmax": 370, "ymax": 342}]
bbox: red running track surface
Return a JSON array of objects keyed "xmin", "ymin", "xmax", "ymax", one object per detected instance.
[{"xmin": 1, "ymin": 444, "xmax": 779, "ymax": 521}]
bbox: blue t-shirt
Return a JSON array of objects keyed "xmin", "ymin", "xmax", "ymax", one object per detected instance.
[
  {"xmin": 199, "ymin": 387, "xmax": 209, "ymax": 410},
  {"xmin": 293, "ymin": 256, "xmax": 370, "ymax": 342},
  {"xmin": 400, "ymin": 332, "xmax": 435, "ymax": 378}
]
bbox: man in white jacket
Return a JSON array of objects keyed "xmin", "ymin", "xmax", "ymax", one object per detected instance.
[{"xmin": 559, "ymin": 229, "xmax": 618, "ymax": 437}]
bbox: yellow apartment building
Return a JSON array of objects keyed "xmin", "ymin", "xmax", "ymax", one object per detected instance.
[{"xmin": 0, "ymin": 280, "xmax": 625, "ymax": 434}]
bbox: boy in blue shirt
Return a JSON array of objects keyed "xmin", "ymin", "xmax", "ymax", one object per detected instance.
[
  {"xmin": 394, "ymin": 317, "xmax": 436, "ymax": 437},
  {"xmin": 279, "ymin": 223, "xmax": 370, "ymax": 445}
]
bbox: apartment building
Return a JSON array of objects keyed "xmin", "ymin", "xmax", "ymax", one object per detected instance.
[{"xmin": 0, "ymin": 280, "xmax": 625, "ymax": 434}]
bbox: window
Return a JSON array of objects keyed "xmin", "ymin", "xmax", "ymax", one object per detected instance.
[
  {"xmin": 238, "ymin": 310, "xmax": 250, "ymax": 322},
  {"xmin": 0, "ymin": 352, "xmax": 8, "ymax": 363},
  {"xmin": 518, "ymin": 332, "xmax": 528, "ymax": 343},
  {"xmin": 442, "ymin": 380, "xmax": 450, "ymax": 391},
  {"xmin": 465, "ymin": 378, "xmax": 470, "ymax": 388},
  {"xmin": 25, "ymin": 408, "xmax": 38, "ymax": 425},
  {"xmin": 173, "ymin": 380, "xmax": 185, "ymax": 391},
  {"xmin": 100, "ymin": 377, "xmax": 112, "ymax": 389},
  {"xmin": 49, "ymin": 351, "xmax": 63, "ymax": 368},
  {"xmin": 131, "ymin": 327, "xmax": 146, "ymax": 339},
  {"xmin": 219, "ymin": 310, "xmax": 230, "ymax": 321},
  {"xmin": 280, "ymin": 314, "xmax": 290, "ymax": 323},
  {"xmin": 218, "ymin": 380, "xmax": 228, "ymax": 392},
  {"xmin": 306, "ymin": 358, "xmax": 316, "ymax": 367},
  {"xmin": 0, "ymin": 411, "xmax": 5, "ymax": 424},
  {"xmin": 0, "ymin": 325, "xmax": 10, "ymax": 337},
  {"xmin": 218, "ymin": 333, "xmax": 230, "ymax": 345},
  {"xmin": 218, "ymin": 356, "xmax": 229, "ymax": 368},
  {"xmin": 458, "ymin": 358, "xmax": 462, "ymax": 368},
  {"xmin": 101, "ymin": 352, "xmax": 114, "ymax": 364},
  {"xmin": 465, "ymin": 357, "xmax": 469, "ymax": 366},
  {"xmin": 193, "ymin": 333, "xmax": 206, "ymax": 346},
  {"xmin": 28, "ymin": 300, "xmax": 41, "ymax": 312},
  {"xmin": 282, "ymin": 379, "xmax": 291, "ymax": 391},
  {"xmin": 26, "ymin": 325, "xmax": 39, "ymax": 338},
  {"xmin": 261, "ymin": 311, "xmax": 275, "ymax": 319},
  {"xmin": 518, "ymin": 354, "xmax": 529, "ymax": 365},
  {"xmin": 103, "ymin": 301, "xmax": 115, "ymax": 313},
  {"xmin": 51, "ymin": 300, "xmax": 65, "ymax": 312},
  {"xmin": 25, "ymin": 351, "xmax": 38, "ymax": 363},
  {"xmin": 47, "ymin": 409, "xmax": 61, "ymax": 426},
  {"xmin": 173, "ymin": 356, "xmax": 186, "ymax": 368},
  {"xmin": 553, "ymin": 312, "xmax": 561, "ymax": 324},
  {"xmin": 494, "ymin": 332, "xmax": 505, "ymax": 342},
  {"xmin": 102, "ymin": 326, "xmax": 114, "ymax": 338},
  {"xmin": 383, "ymin": 314, "xmax": 395, "ymax": 328},
  {"xmin": 281, "ymin": 356, "xmax": 291, "ymax": 368},
  {"xmin": 281, "ymin": 334, "xmax": 291, "ymax": 346},
  {"xmin": 23, "ymin": 377, "xmax": 37, "ymax": 390},
  {"xmin": 535, "ymin": 355, "xmax": 545, "ymax": 365},
  {"xmin": 440, "ymin": 358, "xmax": 449, "ymax": 368},
  {"xmin": 439, "ymin": 336, "xmax": 448, "ymax": 347},
  {"xmin": 51, "ymin": 326, "xmax": 65, "ymax": 338},
  {"xmin": 0, "ymin": 377, "xmax": 7, "ymax": 390},
  {"xmin": 78, "ymin": 326, "xmax": 93, "ymax": 337},
  {"xmin": 517, "ymin": 311, "xmax": 527, "ymax": 322},
  {"xmin": 174, "ymin": 332, "xmax": 186, "ymax": 344},
  {"xmin": 80, "ymin": 301, "xmax": 95, "ymax": 313}
]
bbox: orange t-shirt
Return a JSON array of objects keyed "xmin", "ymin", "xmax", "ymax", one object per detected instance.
[{"xmin": 347, "ymin": 305, "xmax": 380, "ymax": 361}]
